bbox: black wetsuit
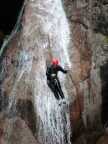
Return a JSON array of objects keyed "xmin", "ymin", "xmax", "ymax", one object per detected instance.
[{"xmin": 46, "ymin": 64, "xmax": 67, "ymax": 100}]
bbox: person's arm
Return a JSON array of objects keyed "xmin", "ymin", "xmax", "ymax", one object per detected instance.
[{"xmin": 58, "ymin": 65, "xmax": 67, "ymax": 74}]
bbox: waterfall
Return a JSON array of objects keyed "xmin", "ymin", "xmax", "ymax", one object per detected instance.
[
  {"xmin": 6, "ymin": 0, "xmax": 72, "ymax": 143},
  {"xmin": 8, "ymin": 49, "xmax": 33, "ymax": 115},
  {"xmin": 36, "ymin": 93, "xmax": 71, "ymax": 144},
  {"xmin": 31, "ymin": 0, "xmax": 72, "ymax": 143}
]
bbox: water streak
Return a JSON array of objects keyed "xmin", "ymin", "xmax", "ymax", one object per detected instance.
[
  {"xmin": 7, "ymin": 0, "xmax": 72, "ymax": 143},
  {"xmin": 31, "ymin": 0, "xmax": 72, "ymax": 143}
]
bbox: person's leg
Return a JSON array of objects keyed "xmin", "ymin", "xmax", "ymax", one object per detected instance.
[
  {"xmin": 47, "ymin": 80, "xmax": 60, "ymax": 100},
  {"xmin": 56, "ymin": 78, "xmax": 65, "ymax": 99}
]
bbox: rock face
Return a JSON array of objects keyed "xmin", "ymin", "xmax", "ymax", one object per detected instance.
[
  {"xmin": 63, "ymin": 0, "xmax": 108, "ymax": 143},
  {"xmin": 0, "ymin": 116, "xmax": 38, "ymax": 144},
  {"xmin": 0, "ymin": 0, "xmax": 108, "ymax": 144}
]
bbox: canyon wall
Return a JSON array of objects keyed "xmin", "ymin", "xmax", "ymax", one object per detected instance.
[{"xmin": 0, "ymin": 0, "xmax": 108, "ymax": 143}]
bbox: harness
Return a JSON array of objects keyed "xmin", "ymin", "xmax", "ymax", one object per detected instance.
[{"xmin": 51, "ymin": 73, "xmax": 56, "ymax": 78}]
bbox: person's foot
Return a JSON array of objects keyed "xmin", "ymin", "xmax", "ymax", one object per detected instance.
[
  {"xmin": 62, "ymin": 99, "xmax": 66, "ymax": 105},
  {"xmin": 58, "ymin": 100, "xmax": 62, "ymax": 106},
  {"xmin": 58, "ymin": 99, "xmax": 67, "ymax": 106}
]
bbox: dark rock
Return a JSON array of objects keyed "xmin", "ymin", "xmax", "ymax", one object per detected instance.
[
  {"xmin": 16, "ymin": 99, "xmax": 36, "ymax": 135},
  {"xmin": 100, "ymin": 62, "xmax": 108, "ymax": 126}
]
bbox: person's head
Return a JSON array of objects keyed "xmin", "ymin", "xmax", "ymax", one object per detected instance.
[{"xmin": 51, "ymin": 58, "xmax": 59, "ymax": 66}]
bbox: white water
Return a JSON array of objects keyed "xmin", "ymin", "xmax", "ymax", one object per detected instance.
[
  {"xmin": 8, "ymin": 50, "xmax": 33, "ymax": 113},
  {"xmin": 7, "ymin": 0, "xmax": 72, "ymax": 143},
  {"xmin": 30, "ymin": 0, "xmax": 72, "ymax": 144}
]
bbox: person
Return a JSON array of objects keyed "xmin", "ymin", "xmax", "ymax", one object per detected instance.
[{"xmin": 46, "ymin": 58, "xmax": 68, "ymax": 101}]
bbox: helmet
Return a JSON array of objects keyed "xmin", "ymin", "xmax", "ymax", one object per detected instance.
[{"xmin": 52, "ymin": 58, "xmax": 59, "ymax": 65}]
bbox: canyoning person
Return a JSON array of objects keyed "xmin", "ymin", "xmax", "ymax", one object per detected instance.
[{"xmin": 46, "ymin": 58, "xmax": 68, "ymax": 101}]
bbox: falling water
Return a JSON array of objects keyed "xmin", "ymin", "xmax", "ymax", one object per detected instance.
[
  {"xmin": 30, "ymin": 0, "xmax": 72, "ymax": 144},
  {"xmin": 8, "ymin": 50, "xmax": 33, "ymax": 114},
  {"xmin": 6, "ymin": 0, "xmax": 72, "ymax": 143}
]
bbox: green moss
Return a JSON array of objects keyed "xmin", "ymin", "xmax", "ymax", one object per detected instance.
[{"xmin": 103, "ymin": 36, "xmax": 108, "ymax": 43}]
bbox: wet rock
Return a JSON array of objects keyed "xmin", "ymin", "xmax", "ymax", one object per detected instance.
[
  {"xmin": 16, "ymin": 99, "xmax": 36, "ymax": 135},
  {"xmin": 0, "ymin": 0, "xmax": 108, "ymax": 143},
  {"xmin": 3, "ymin": 117, "xmax": 38, "ymax": 144},
  {"xmin": 10, "ymin": 118, "xmax": 38, "ymax": 144},
  {"xmin": 100, "ymin": 62, "xmax": 108, "ymax": 125},
  {"xmin": 96, "ymin": 134, "xmax": 108, "ymax": 144},
  {"xmin": 91, "ymin": 0, "xmax": 108, "ymax": 36},
  {"xmin": 0, "ymin": 85, "xmax": 9, "ymax": 112},
  {"xmin": 72, "ymin": 118, "xmax": 86, "ymax": 143}
]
